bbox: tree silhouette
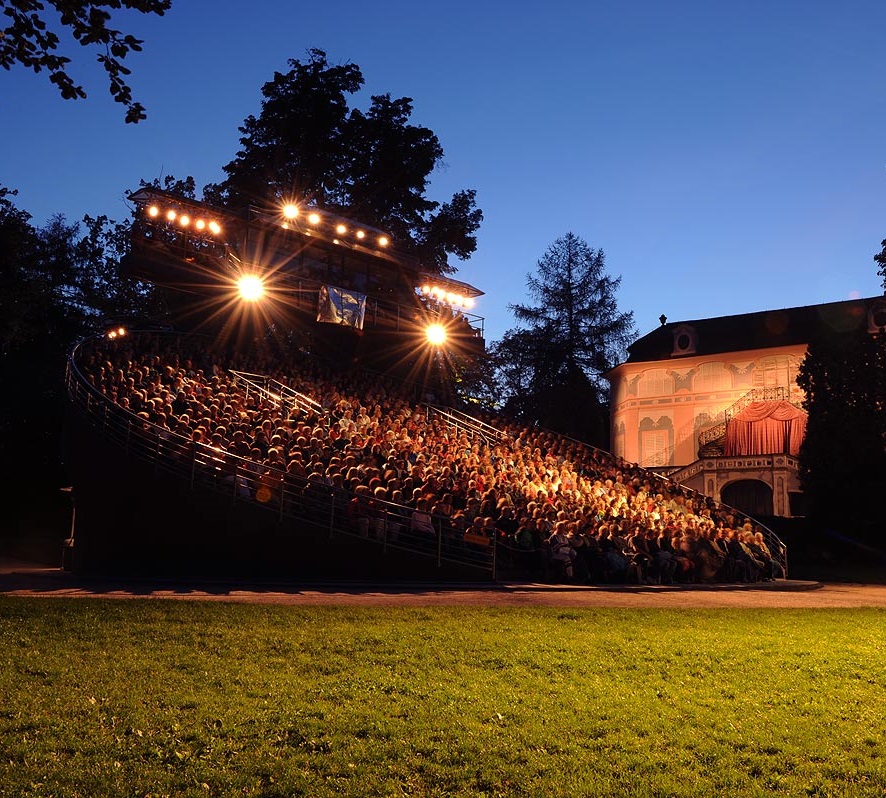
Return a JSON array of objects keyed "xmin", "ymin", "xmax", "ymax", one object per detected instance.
[{"xmin": 0, "ymin": 0, "xmax": 171, "ymax": 122}]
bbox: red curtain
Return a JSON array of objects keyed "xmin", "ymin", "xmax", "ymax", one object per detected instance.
[{"xmin": 723, "ymin": 401, "xmax": 807, "ymax": 457}]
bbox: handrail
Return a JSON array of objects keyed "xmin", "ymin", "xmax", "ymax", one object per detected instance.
[
  {"xmin": 229, "ymin": 370, "xmax": 324, "ymax": 419},
  {"xmin": 424, "ymin": 405, "xmax": 507, "ymax": 448},
  {"xmin": 698, "ymin": 386, "xmax": 803, "ymax": 447}
]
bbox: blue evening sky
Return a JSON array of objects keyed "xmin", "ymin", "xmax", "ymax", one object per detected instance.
[{"xmin": 2, "ymin": 0, "xmax": 885, "ymax": 344}]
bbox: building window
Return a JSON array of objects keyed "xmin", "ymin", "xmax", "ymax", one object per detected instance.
[
  {"xmin": 637, "ymin": 369, "xmax": 674, "ymax": 399},
  {"xmin": 694, "ymin": 362, "xmax": 730, "ymax": 393},
  {"xmin": 641, "ymin": 429, "xmax": 670, "ymax": 467},
  {"xmin": 614, "ymin": 422, "xmax": 626, "ymax": 458},
  {"xmin": 752, "ymin": 355, "xmax": 797, "ymax": 390}
]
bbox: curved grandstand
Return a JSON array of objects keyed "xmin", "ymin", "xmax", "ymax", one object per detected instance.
[{"xmin": 64, "ymin": 330, "xmax": 788, "ymax": 581}]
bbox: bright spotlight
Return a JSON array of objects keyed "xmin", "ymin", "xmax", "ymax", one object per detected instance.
[
  {"xmin": 237, "ymin": 275, "xmax": 265, "ymax": 302},
  {"xmin": 378, "ymin": 236, "xmax": 389, "ymax": 247},
  {"xmin": 426, "ymin": 323, "xmax": 447, "ymax": 346},
  {"xmin": 282, "ymin": 203, "xmax": 299, "ymax": 219},
  {"xmin": 336, "ymin": 224, "xmax": 347, "ymax": 235},
  {"xmin": 307, "ymin": 212, "xmax": 321, "ymax": 225},
  {"xmin": 147, "ymin": 205, "xmax": 159, "ymax": 218},
  {"xmin": 208, "ymin": 221, "xmax": 222, "ymax": 235}
]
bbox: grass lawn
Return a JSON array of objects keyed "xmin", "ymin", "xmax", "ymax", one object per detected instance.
[{"xmin": 0, "ymin": 600, "xmax": 884, "ymax": 797}]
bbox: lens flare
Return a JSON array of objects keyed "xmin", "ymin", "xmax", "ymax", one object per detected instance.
[{"xmin": 237, "ymin": 275, "xmax": 265, "ymax": 302}]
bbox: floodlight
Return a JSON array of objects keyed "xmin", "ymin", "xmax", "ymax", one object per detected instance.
[
  {"xmin": 237, "ymin": 275, "xmax": 265, "ymax": 302},
  {"xmin": 426, "ymin": 323, "xmax": 447, "ymax": 346}
]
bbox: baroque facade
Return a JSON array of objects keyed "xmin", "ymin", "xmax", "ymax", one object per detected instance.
[{"xmin": 605, "ymin": 296, "xmax": 886, "ymax": 517}]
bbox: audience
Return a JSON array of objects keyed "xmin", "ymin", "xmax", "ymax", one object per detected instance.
[{"xmin": 75, "ymin": 332, "xmax": 786, "ymax": 584}]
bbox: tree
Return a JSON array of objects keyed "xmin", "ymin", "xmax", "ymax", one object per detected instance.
[
  {"xmin": 491, "ymin": 233, "xmax": 635, "ymax": 444},
  {"xmin": 874, "ymin": 239, "xmax": 886, "ymax": 291},
  {"xmin": 205, "ymin": 49, "xmax": 482, "ymax": 274},
  {"xmin": 0, "ymin": 186, "xmax": 43, "ymax": 357},
  {"xmin": 0, "ymin": 185, "xmax": 164, "ymax": 504},
  {"xmin": 797, "ymin": 324, "xmax": 886, "ymax": 535},
  {"xmin": 0, "ymin": 0, "xmax": 171, "ymax": 123}
]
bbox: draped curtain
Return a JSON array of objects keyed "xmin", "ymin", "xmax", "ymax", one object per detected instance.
[{"xmin": 723, "ymin": 401, "xmax": 807, "ymax": 457}]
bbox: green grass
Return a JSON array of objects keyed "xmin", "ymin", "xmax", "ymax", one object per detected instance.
[{"xmin": 0, "ymin": 601, "xmax": 884, "ymax": 797}]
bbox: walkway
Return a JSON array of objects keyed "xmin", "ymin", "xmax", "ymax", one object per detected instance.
[{"xmin": 3, "ymin": 557, "xmax": 886, "ymax": 608}]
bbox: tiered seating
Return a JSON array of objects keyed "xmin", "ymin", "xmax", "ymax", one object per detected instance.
[{"xmin": 69, "ymin": 331, "xmax": 787, "ymax": 581}]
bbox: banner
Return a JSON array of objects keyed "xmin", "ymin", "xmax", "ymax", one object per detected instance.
[{"xmin": 317, "ymin": 285, "xmax": 366, "ymax": 330}]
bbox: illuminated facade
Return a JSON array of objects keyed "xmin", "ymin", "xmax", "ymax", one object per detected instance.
[{"xmin": 605, "ymin": 297, "xmax": 886, "ymax": 517}]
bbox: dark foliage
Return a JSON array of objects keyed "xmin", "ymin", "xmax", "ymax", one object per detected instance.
[
  {"xmin": 0, "ymin": 185, "xmax": 162, "ymax": 501},
  {"xmin": 491, "ymin": 233, "xmax": 634, "ymax": 444},
  {"xmin": 0, "ymin": 0, "xmax": 171, "ymax": 122},
  {"xmin": 797, "ymin": 325, "xmax": 886, "ymax": 533},
  {"xmin": 204, "ymin": 49, "xmax": 482, "ymax": 274}
]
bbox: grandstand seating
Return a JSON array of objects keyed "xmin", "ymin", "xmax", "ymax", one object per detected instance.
[{"xmin": 64, "ymin": 330, "xmax": 788, "ymax": 580}]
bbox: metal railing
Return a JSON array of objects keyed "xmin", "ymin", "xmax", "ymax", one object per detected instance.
[
  {"xmin": 425, "ymin": 405, "xmax": 508, "ymax": 448},
  {"xmin": 229, "ymin": 370, "xmax": 324, "ymax": 419},
  {"xmin": 698, "ymin": 387, "xmax": 799, "ymax": 448}
]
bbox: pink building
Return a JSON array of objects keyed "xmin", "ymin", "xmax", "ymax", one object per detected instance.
[{"xmin": 605, "ymin": 296, "xmax": 886, "ymax": 518}]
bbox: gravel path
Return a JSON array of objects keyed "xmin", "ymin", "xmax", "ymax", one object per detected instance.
[{"xmin": 3, "ymin": 558, "xmax": 886, "ymax": 608}]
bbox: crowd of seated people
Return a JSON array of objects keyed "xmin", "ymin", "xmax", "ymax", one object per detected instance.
[{"xmin": 74, "ymin": 332, "xmax": 784, "ymax": 584}]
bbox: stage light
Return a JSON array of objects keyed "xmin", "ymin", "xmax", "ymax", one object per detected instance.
[
  {"xmin": 195, "ymin": 219, "xmax": 206, "ymax": 231},
  {"xmin": 356, "ymin": 230, "xmax": 365, "ymax": 240},
  {"xmin": 336, "ymin": 224, "xmax": 347, "ymax": 235},
  {"xmin": 426, "ymin": 323, "xmax": 447, "ymax": 346},
  {"xmin": 464, "ymin": 297, "xmax": 475, "ymax": 309},
  {"xmin": 147, "ymin": 205, "xmax": 159, "ymax": 218},
  {"xmin": 308, "ymin": 212, "xmax": 321, "ymax": 225},
  {"xmin": 237, "ymin": 275, "xmax": 265, "ymax": 302},
  {"xmin": 378, "ymin": 236, "xmax": 389, "ymax": 247},
  {"xmin": 208, "ymin": 221, "xmax": 222, "ymax": 235},
  {"xmin": 166, "ymin": 210, "xmax": 177, "ymax": 222},
  {"xmin": 282, "ymin": 203, "xmax": 299, "ymax": 219},
  {"xmin": 179, "ymin": 215, "xmax": 190, "ymax": 227}
]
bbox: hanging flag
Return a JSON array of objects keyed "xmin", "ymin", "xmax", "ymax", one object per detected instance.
[{"xmin": 317, "ymin": 285, "xmax": 367, "ymax": 330}]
